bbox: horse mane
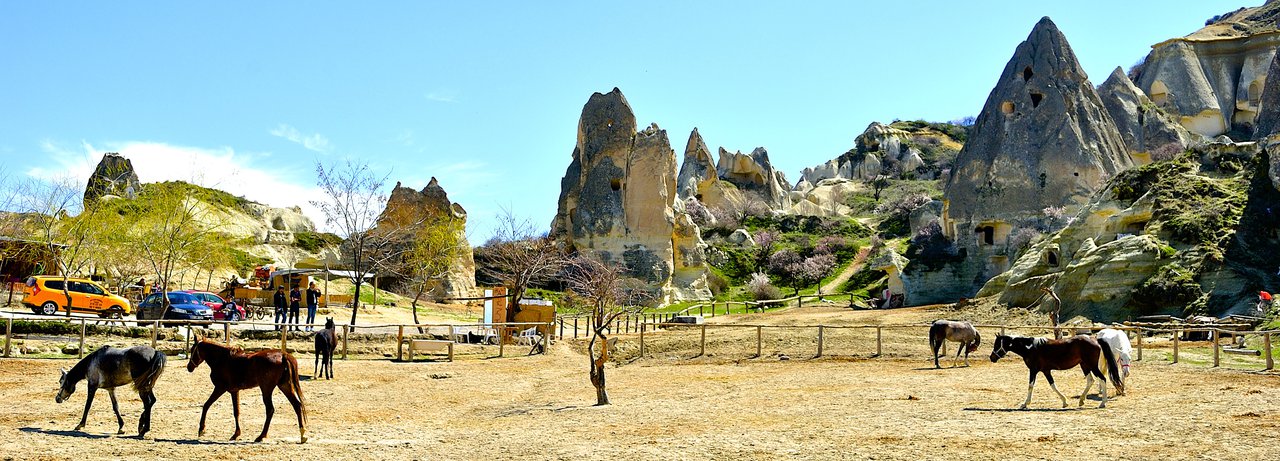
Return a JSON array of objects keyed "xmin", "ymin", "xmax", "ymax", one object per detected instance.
[{"xmin": 65, "ymin": 346, "xmax": 110, "ymax": 385}]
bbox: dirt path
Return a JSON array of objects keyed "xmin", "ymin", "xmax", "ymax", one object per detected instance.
[{"xmin": 820, "ymin": 246, "xmax": 872, "ymax": 295}]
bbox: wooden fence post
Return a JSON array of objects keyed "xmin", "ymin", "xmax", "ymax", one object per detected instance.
[
  {"xmin": 574, "ymin": 318, "xmax": 579, "ymax": 339},
  {"xmin": 224, "ymin": 322, "xmax": 231, "ymax": 346},
  {"xmin": 280, "ymin": 327, "xmax": 287, "ymax": 353},
  {"xmin": 3, "ymin": 316, "xmax": 11, "ymax": 358},
  {"xmin": 559, "ymin": 319, "xmax": 564, "ymax": 340},
  {"xmin": 1135, "ymin": 329, "xmax": 1143, "ymax": 361},
  {"xmin": 699, "ymin": 324, "xmax": 706, "ymax": 357},
  {"xmin": 184, "ymin": 324, "xmax": 192, "ymax": 357},
  {"xmin": 542, "ymin": 323, "xmax": 550, "ymax": 353},
  {"xmin": 1172, "ymin": 329, "xmax": 1180, "ymax": 364},
  {"xmin": 639, "ymin": 322, "xmax": 645, "ymax": 357},
  {"xmin": 78, "ymin": 318, "xmax": 87, "ymax": 359},
  {"xmin": 816, "ymin": 326, "xmax": 824, "ymax": 357},
  {"xmin": 747, "ymin": 326, "xmax": 757, "ymax": 358},
  {"xmin": 499, "ymin": 327, "xmax": 506, "ymax": 357},
  {"xmin": 1212, "ymin": 329, "xmax": 1220, "ymax": 367},
  {"xmin": 876, "ymin": 326, "xmax": 883, "ymax": 356},
  {"xmin": 151, "ymin": 320, "xmax": 158, "ymax": 348},
  {"xmin": 397, "ymin": 325, "xmax": 405, "ymax": 361},
  {"xmin": 798, "ymin": 296, "xmax": 803, "ymax": 309},
  {"xmin": 701, "ymin": 304, "xmax": 706, "ymax": 317},
  {"xmin": 1265, "ymin": 333, "xmax": 1273, "ymax": 370},
  {"xmin": 342, "ymin": 325, "xmax": 350, "ymax": 360}
]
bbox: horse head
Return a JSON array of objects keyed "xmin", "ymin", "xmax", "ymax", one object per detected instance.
[
  {"xmin": 324, "ymin": 317, "xmax": 334, "ymax": 330},
  {"xmin": 966, "ymin": 330, "xmax": 982, "ymax": 354},
  {"xmin": 186, "ymin": 340, "xmax": 205, "ymax": 372},
  {"xmin": 990, "ymin": 335, "xmax": 1013, "ymax": 362},
  {"xmin": 55, "ymin": 368, "xmax": 73, "ymax": 403}
]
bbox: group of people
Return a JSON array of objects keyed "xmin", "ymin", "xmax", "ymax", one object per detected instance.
[{"xmin": 274, "ymin": 282, "xmax": 323, "ymax": 331}]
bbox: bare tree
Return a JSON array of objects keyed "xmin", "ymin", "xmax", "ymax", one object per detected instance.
[
  {"xmin": 312, "ymin": 160, "xmax": 409, "ymax": 326},
  {"xmin": 477, "ymin": 208, "xmax": 566, "ymax": 323},
  {"xmin": 18, "ymin": 177, "xmax": 109, "ymax": 317},
  {"xmin": 564, "ymin": 255, "xmax": 643, "ymax": 405}
]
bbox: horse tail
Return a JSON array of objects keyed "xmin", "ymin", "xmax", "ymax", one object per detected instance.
[
  {"xmin": 133, "ymin": 350, "xmax": 167, "ymax": 393},
  {"xmin": 1097, "ymin": 337, "xmax": 1123, "ymax": 392},
  {"xmin": 284, "ymin": 353, "xmax": 307, "ymax": 426}
]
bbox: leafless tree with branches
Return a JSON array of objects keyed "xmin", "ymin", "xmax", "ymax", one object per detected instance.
[
  {"xmin": 563, "ymin": 255, "xmax": 644, "ymax": 405},
  {"xmin": 477, "ymin": 208, "xmax": 567, "ymax": 323}
]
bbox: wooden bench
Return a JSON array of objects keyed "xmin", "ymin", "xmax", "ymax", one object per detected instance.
[{"xmin": 407, "ymin": 339, "xmax": 454, "ymax": 362}]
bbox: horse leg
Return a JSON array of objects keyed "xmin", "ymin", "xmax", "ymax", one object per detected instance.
[
  {"xmin": 76, "ymin": 384, "xmax": 97, "ymax": 431},
  {"xmin": 953, "ymin": 343, "xmax": 963, "ymax": 368},
  {"xmin": 1044, "ymin": 371, "xmax": 1067, "ymax": 408},
  {"xmin": 107, "ymin": 388, "xmax": 124, "ymax": 434},
  {"xmin": 1020, "ymin": 369, "xmax": 1036, "ymax": 409},
  {"xmin": 197, "ymin": 388, "xmax": 226, "ymax": 437},
  {"xmin": 1093, "ymin": 367, "xmax": 1108, "ymax": 409},
  {"xmin": 280, "ymin": 382, "xmax": 307, "ymax": 443},
  {"xmin": 230, "ymin": 390, "xmax": 242, "ymax": 440},
  {"xmin": 255, "ymin": 385, "xmax": 274, "ymax": 442},
  {"xmin": 931, "ymin": 338, "xmax": 941, "ymax": 369},
  {"xmin": 1078, "ymin": 372, "xmax": 1094, "ymax": 408},
  {"xmin": 138, "ymin": 390, "xmax": 155, "ymax": 437}
]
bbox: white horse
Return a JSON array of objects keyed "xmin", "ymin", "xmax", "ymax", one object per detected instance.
[{"xmin": 1095, "ymin": 328, "xmax": 1131, "ymax": 395}]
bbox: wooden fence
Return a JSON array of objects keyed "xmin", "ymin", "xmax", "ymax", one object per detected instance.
[{"xmin": 4, "ymin": 312, "xmax": 1276, "ymax": 372}]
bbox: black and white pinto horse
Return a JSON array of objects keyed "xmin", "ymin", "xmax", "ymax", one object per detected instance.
[
  {"xmin": 929, "ymin": 320, "xmax": 981, "ymax": 368},
  {"xmin": 313, "ymin": 317, "xmax": 337, "ymax": 380},
  {"xmin": 990, "ymin": 334, "xmax": 1122, "ymax": 409},
  {"xmin": 56, "ymin": 345, "xmax": 166, "ymax": 436}
]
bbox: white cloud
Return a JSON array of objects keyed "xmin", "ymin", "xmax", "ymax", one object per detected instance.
[
  {"xmin": 269, "ymin": 124, "xmax": 332, "ymax": 153},
  {"xmin": 424, "ymin": 91, "xmax": 457, "ymax": 103},
  {"xmin": 29, "ymin": 140, "xmax": 330, "ymax": 229}
]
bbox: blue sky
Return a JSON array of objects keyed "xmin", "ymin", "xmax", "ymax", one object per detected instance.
[{"xmin": 0, "ymin": 1, "xmax": 1238, "ymax": 243}]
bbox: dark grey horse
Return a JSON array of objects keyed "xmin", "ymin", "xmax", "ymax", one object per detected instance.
[
  {"xmin": 313, "ymin": 317, "xmax": 336, "ymax": 380},
  {"xmin": 929, "ymin": 320, "xmax": 981, "ymax": 368},
  {"xmin": 56, "ymin": 345, "xmax": 166, "ymax": 436}
]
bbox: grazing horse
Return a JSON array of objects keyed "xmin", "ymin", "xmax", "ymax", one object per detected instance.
[
  {"xmin": 186, "ymin": 340, "xmax": 308, "ymax": 443},
  {"xmin": 929, "ymin": 320, "xmax": 981, "ymax": 368},
  {"xmin": 313, "ymin": 317, "xmax": 337, "ymax": 380},
  {"xmin": 990, "ymin": 334, "xmax": 1122, "ymax": 409},
  {"xmin": 56, "ymin": 345, "xmax": 165, "ymax": 437},
  {"xmin": 1095, "ymin": 328, "xmax": 1131, "ymax": 395}
]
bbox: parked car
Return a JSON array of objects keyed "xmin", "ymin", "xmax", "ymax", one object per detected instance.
[
  {"xmin": 135, "ymin": 291, "xmax": 214, "ymax": 324},
  {"xmin": 185, "ymin": 290, "xmax": 245, "ymax": 321},
  {"xmin": 22, "ymin": 276, "xmax": 132, "ymax": 318}
]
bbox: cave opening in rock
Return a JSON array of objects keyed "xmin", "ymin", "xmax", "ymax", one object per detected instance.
[
  {"xmin": 1047, "ymin": 251, "xmax": 1059, "ymax": 267},
  {"xmin": 1023, "ymin": 66, "xmax": 1033, "ymax": 81},
  {"xmin": 1001, "ymin": 101, "xmax": 1015, "ymax": 115},
  {"xmin": 1030, "ymin": 92, "xmax": 1043, "ymax": 108},
  {"xmin": 976, "ymin": 226, "xmax": 995, "ymax": 245},
  {"xmin": 610, "ymin": 178, "xmax": 622, "ymax": 191}
]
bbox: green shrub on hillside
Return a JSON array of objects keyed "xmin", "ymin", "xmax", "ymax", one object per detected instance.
[{"xmin": 294, "ymin": 231, "xmax": 343, "ymax": 253}]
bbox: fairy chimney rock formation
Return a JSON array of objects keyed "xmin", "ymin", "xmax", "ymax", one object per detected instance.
[
  {"xmin": 1254, "ymin": 50, "xmax": 1280, "ymax": 139},
  {"xmin": 380, "ymin": 178, "xmax": 476, "ymax": 299},
  {"xmin": 944, "ymin": 17, "xmax": 1131, "ymax": 236},
  {"xmin": 1133, "ymin": 2, "xmax": 1280, "ymax": 137},
  {"xmin": 675, "ymin": 128, "xmax": 720, "ymax": 202},
  {"xmin": 715, "ymin": 147, "xmax": 792, "ymax": 210},
  {"xmin": 84, "ymin": 152, "xmax": 141, "ymax": 204},
  {"xmin": 552, "ymin": 88, "xmax": 710, "ymax": 302},
  {"xmin": 1097, "ymin": 67, "xmax": 1198, "ymax": 163}
]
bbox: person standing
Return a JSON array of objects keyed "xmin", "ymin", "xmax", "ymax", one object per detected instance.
[
  {"xmin": 272, "ymin": 286, "xmax": 288, "ymax": 331},
  {"xmin": 305, "ymin": 281, "xmax": 322, "ymax": 331},
  {"xmin": 289, "ymin": 285, "xmax": 302, "ymax": 331}
]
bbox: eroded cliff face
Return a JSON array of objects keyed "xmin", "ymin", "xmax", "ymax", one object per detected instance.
[
  {"xmin": 84, "ymin": 152, "xmax": 141, "ymax": 205},
  {"xmin": 552, "ymin": 88, "xmax": 710, "ymax": 302},
  {"xmin": 1133, "ymin": 2, "xmax": 1280, "ymax": 137},
  {"xmin": 1098, "ymin": 67, "xmax": 1201, "ymax": 164}
]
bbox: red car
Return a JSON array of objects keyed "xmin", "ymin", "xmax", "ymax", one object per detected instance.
[{"xmin": 185, "ymin": 290, "xmax": 245, "ymax": 321}]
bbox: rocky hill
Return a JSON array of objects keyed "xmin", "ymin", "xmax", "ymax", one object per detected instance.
[{"xmin": 1132, "ymin": 1, "xmax": 1280, "ymax": 138}]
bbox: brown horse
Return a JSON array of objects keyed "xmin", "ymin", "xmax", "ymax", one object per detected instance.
[
  {"xmin": 185, "ymin": 339, "xmax": 308, "ymax": 443},
  {"xmin": 989, "ymin": 334, "xmax": 1121, "ymax": 409}
]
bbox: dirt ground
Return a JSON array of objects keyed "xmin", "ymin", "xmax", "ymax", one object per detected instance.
[{"xmin": 3, "ymin": 306, "xmax": 1279, "ymax": 460}]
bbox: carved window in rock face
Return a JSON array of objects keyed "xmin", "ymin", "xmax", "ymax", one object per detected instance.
[
  {"xmin": 610, "ymin": 178, "xmax": 622, "ymax": 191},
  {"xmin": 1001, "ymin": 101, "xmax": 1015, "ymax": 115},
  {"xmin": 1022, "ymin": 66, "xmax": 1034, "ymax": 81},
  {"xmin": 1047, "ymin": 251, "xmax": 1059, "ymax": 267},
  {"xmin": 976, "ymin": 226, "xmax": 995, "ymax": 245},
  {"xmin": 1150, "ymin": 81, "xmax": 1169, "ymax": 105},
  {"xmin": 1030, "ymin": 92, "xmax": 1043, "ymax": 108}
]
